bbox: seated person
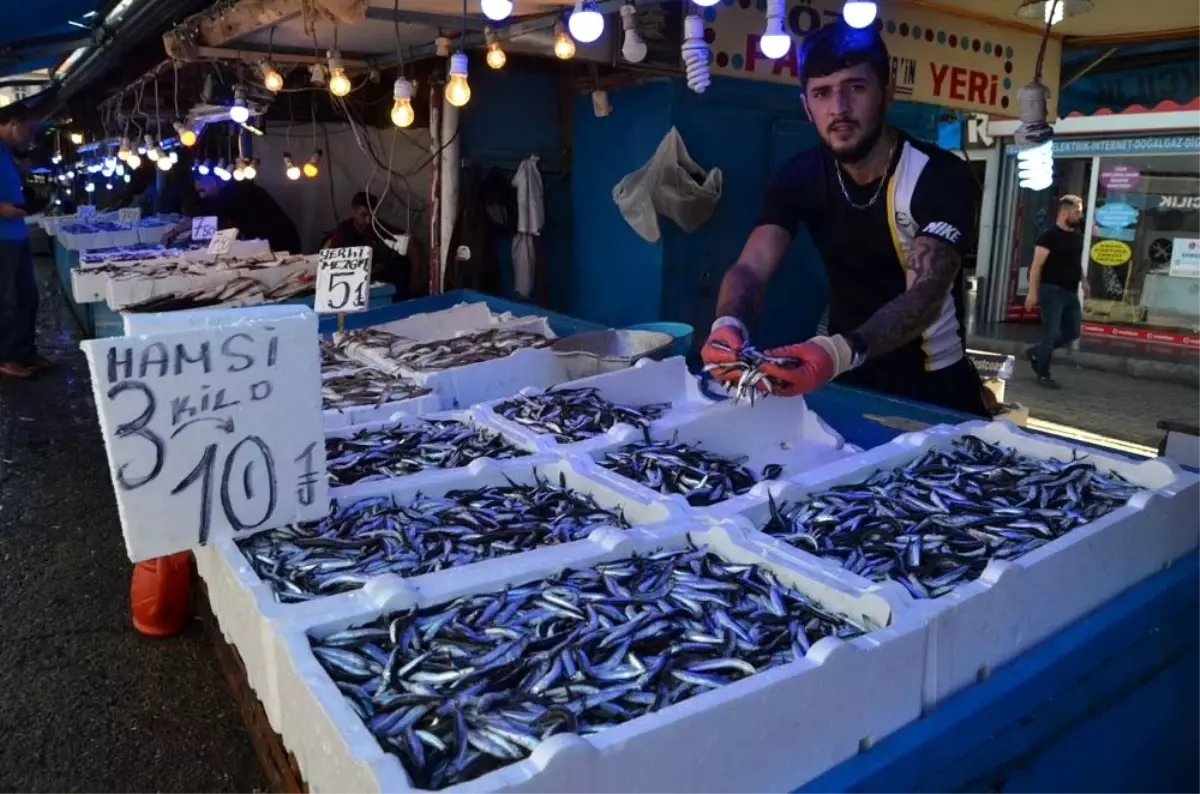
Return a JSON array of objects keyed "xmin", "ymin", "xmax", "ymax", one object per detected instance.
[{"xmin": 326, "ymin": 192, "xmax": 419, "ymax": 298}]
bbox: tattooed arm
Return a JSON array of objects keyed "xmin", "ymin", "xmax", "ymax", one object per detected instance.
[
  {"xmin": 714, "ymin": 225, "xmax": 793, "ymax": 329},
  {"xmin": 852, "ymin": 235, "xmax": 961, "ymax": 358}
]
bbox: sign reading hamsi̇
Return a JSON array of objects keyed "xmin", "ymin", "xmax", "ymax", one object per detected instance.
[{"xmin": 81, "ymin": 306, "xmax": 328, "ymax": 562}]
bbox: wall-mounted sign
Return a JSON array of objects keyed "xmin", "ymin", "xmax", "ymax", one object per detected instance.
[
  {"xmin": 1090, "ymin": 239, "xmax": 1132, "ymax": 267},
  {"xmin": 1093, "ymin": 202, "xmax": 1139, "ymax": 229},
  {"xmin": 1099, "ymin": 164, "xmax": 1141, "ymax": 192},
  {"xmin": 1170, "ymin": 238, "xmax": 1200, "ymax": 278},
  {"xmin": 1006, "ymin": 135, "xmax": 1200, "ymax": 157},
  {"xmin": 703, "ymin": 0, "xmax": 1061, "ymax": 117}
]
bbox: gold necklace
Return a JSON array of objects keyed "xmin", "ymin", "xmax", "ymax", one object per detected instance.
[{"xmin": 836, "ymin": 133, "xmax": 897, "ymax": 211}]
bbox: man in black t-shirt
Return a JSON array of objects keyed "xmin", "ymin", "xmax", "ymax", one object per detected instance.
[
  {"xmin": 1024, "ymin": 195, "xmax": 1089, "ymax": 388},
  {"xmin": 701, "ymin": 22, "xmax": 987, "ymax": 417},
  {"xmin": 163, "ymin": 175, "xmax": 301, "ymax": 253}
]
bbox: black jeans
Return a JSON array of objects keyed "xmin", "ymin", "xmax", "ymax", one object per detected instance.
[
  {"xmin": 0, "ymin": 238, "xmax": 38, "ymax": 364},
  {"xmin": 1031, "ymin": 283, "xmax": 1081, "ymax": 377}
]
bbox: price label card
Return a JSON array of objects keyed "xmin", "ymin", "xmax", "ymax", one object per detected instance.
[
  {"xmin": 315, "ymin": 246, "xmax": 373, "ymax": 314},
  {"xmin": 208, "ymin": 228, "xmax": 239, "ymax": 256},
  {"xmin": 118, "ymin": 207, "xmax": 142, "ymax": 224},
  {"xmin": 81, "ymin": 306, "xmax": 329, "ymax": 562},
  {"xmin": 77, "ymin": 205, "xmax": 97, "ymax": 219},
  {"xmin": 192, "ymin": 216, "xmax": 218, "ymax": 241}
]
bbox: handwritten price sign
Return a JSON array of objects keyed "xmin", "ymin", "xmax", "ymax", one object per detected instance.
[
  {"xmin": 315, "ymin": 246, "xmax": 372, "ymax": 314},
  {"xmin": 192, "ymin": 216, "xmax": 218, "ymax": 241},
  {"xmin": 208, "ymin": 227, "xmax": 239, "ymax": 255},
  {"xmin": 118, "ymin": 207, "xmax": 142, "ymax": 224},
  {"xmin": 81, "ymin": 306, "xmax": 328, "ymax": 562}
]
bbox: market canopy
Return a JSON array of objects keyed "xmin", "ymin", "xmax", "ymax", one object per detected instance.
[{"xmin": 0, "ymin": 2, "xmax": 105, "ymax": 81}]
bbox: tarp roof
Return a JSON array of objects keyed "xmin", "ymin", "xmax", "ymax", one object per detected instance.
[{"xmin": 0, "ymin": 2, "xmax": 105, "ymax": 79}]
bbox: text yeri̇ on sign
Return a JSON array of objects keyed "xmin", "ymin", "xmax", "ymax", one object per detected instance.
[
  {"xmin": 81, "ymin": 306, "xmax": 329, "ymax": 562},
  {"xmin": 315, "ymin": 246, "xmax": 373, "ymax": 314},
  {"xmin": 702, "ymin": 0, "xmax": 1061, "ymax": 118}
]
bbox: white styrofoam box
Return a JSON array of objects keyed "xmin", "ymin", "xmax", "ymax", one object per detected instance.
[
  {"xmin": 108, "ymin": 228, "xmax": 141, "ymax": 249},
  {"xmin": 725, "ymin": 418, "xmax": 1200, "ymax": 710},
  {"xmin": 322, "ymin": 391, "xmax": 441, "ymax": 430},
  {"xmin": 409, "ymin": 346, "xmax": 576, "ymax": 411},
  {"xmin": 71, "ymin": 267, "xmax": 112, "ymax": 304},
  {"xmin": 137, "ymin": 224, "xmax": 171, "ymax": 245},
  {"xmin": 472, "ymin": 356, "xmax": 719, "ymax": 455},
  {"xmin": 580, "ymin": 395, "xmax": 856, "ymax": 521},
  {"xmin": 267, "ymin": 521, "xmax": 926, "ymax": 794},
  {"xmin": 370, "ymin": 301, "xmax": 496, "ymax": 341},
  {"xmin": 105, "ymin": 257, "xmax": 315, "ymax": 309}
]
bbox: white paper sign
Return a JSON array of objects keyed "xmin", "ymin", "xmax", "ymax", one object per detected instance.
[
  {"xmin": 192, "ymin": 216, "xmax": 218, "ymax": 241},
  {"xmin": 1169, "ymin": 238, "xmax": 1200, "ymax": 278},
  {"xmin": 81, "ymin": 306, "xmax": 329, "ymax": 562},
  {"xmin": 118, "ymin": 207, "xmax": 142, "ymax": 224},
  {"xmin": 77, "ymin": 205, "xmax": 97, "ymax": 219},
  {"xmin": 208, "ymin": 228, "xmax": 239, "ymax": 256},
  {"xmin": 315, "ymin": 246, "xmax": 372, "ymax": 314}
]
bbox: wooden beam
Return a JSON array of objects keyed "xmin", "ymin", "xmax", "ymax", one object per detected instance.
[
  {"xmin": 195, "ymin": 45, "xmax": 372, "ymax": 68},
  {"xmin": 163, "ymin": 0, "xmax": 371, "ymax": 61}
]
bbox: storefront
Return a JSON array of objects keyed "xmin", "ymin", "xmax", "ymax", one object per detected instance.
[{"xmin": 984, "ymin": 112, "xmax": 1200, "ymax": 350}]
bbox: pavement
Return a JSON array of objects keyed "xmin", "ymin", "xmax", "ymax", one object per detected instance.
[{"xmin": 0, "ymin": 260, "xmax": 267, "ymax": 792}]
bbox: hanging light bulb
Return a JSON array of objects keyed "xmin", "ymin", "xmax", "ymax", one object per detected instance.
[
  {"xmin": 485, "ymin": 27, "xmax": 506, "ymax": 69},
  {"xmin": 261, "ymin": 60, "xmax": 284, "ymax": 92},
  {"xmin": 66, "ymin": 170, "xmax": 75, "ymax": 179},
  {"xmin": 619, "ymin": 1, "xmax": 647, "ymax": 63},
  {"xmin": 169, "ymin": 150, "xmax": 179, "ymax": 164},
  {"xmin": 244, "ymin": 159, "xmax": 258, "ymax": 180},
  {"xmin": 682, "ymin": 13, "xmax": 711, "ymax": 93},
  {"xmin": 197, "ymin": 160, "xmax": 211, "ymax": 176},
  {"xmin": 127, "ymin": 153, "xmax": 141, "ymax": 170},
  {"xmin": 391, "ymin": 78, "xmax": 415, "ymax": 128},
  {"xmin": 123, "ymin": 174, "xmax": 131, "ymax": 184},
  {"xmin": 137, "ymin": 142, "xmax": 147, "ymax": 155},
  {"xmin": 691, "ymin": 0, "xmax": 719, "ymax": 6},
  {"xmin": 569, "ymin": 0, "xmax": 605, "ymax": 43},
  {"xmin": 1015, "ymin": 81, "xmax": 1055, "ymax": 191},
  {"xmin": 842, "ymin": 1, "xmax": 877, "ymax": 28},
  {"xmin": 143, "ymin": 135, "xmax": 159, "ymax": 162},
  {"xmin": 444, "ymin": 52, "xmax": 471, "ymax": 108},
  {"xmin": 328, "ymin": 50, "xmax": 352, "ymax": 97},
  {"xmin": 158, "ymin": 155, "xmax": 173, "ymax": 172},
  {"xmin": 480, "ymin": 0, "xmax": 512, "ymax": 21},
  {"xmin": 117, "ymin": 139, "xmax": 131, "ymax": 161},
  {"xmin": 101, "ymin": 166, "xmax": 114, "ymax": 179},
  {"xmin": 554, "ymin": 21, "xmax": 577, "ymax": 60},
  {"xmin": 233, "ymin": 159, "xmax": 246, "ymax": 180},
  {"xmin": 230, "ymin": 84, "xmax": 250, "ymax": 124},
  {"xmin": 105, "ymin": 182, "xmax": 114, "ymax": 191},
  {"xmin": 116, "ymin": 163, "xmax": 125, "ymax": 176},
  {"xmin": 760, "ymin": 0, "xmax": 791, "ymax": 60},
  {"xmin": 70, "ymin": 132, "xmax": 84, "ymax": 145},
  {"xmin": 213, "ymin": 159, "xmax": 232, "ymax": 181},
  {"xmin": 303, "ymin": 150, "xmax": 322, "ymax": 178},
  {"xmin": 54, "ymin": 197, "xmax": 62, "ymax": 206},
  {"xmin": 284, "ymin": 154, "xmax": 302, "ymax": 181},
  {"xmin": 84, "ymin": 182, "xmax": 95, "ymax": 192},
  {"xmin": 175, "ymin": 121, "xmax": 198, "ymax": 147},
  {"xmin": 104, "ymin": 154, "xmax": 117, "ymax": 170}
]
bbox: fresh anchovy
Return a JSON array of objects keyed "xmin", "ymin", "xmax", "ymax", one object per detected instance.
[
  {"xmin": 599, "ymin": 436, "xmax": 776, "ymax": 507},
  {"xmin": 391, "ymin": 329, "xmax": 550, "ymax": 372},
  {"xmin": 759, "ymin": 436, "xmax": 1144, "ymax": 599},
  {"xmin": 702, "ymin": 341, "xmax": 802, "ymax": 405},
  {"xmin": 238, "ymin": 472, "xmax": 631, "ymax": 601},
  {"xmin": 309, "ymin": 543, "xmax": 866, "ymax": 789},
  {"xmin": 327, "ymin": 420, "xmax": 530, "ymax": 486},
  {"xmin": 494, "ymin": 387, "xmax": 671, "ymax": 443},
  {"xmin": 322, "ymin": 369, "xmax": 431, "ymax": 409},
  {"xmin": 320, "ymin": 337, "xmax": 360, "ymax": 375}
]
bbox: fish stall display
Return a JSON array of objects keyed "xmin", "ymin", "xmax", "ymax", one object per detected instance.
[
  {"xmin": 326, "ymin": 420, "xmax": 531, "ymax": 486},
  {"xmin": 599, "ymin": 438, "xmax": 782, "ymax": 507},
  {"xmin": 390, "ymin": 329, "xmax": 551, "ymax": 372},
  {"xmin": 759, "ymin": 435, "xmax": 1146, "ymax": 599},
  {"xmin": 494, "ymin": 387, "xmax": 672, "ymax": 443},
  {"xmin": 122, "ymin": 269, "xmax": 316, "ymax": 312},
  {"xmin": 237, "ymin": 474, "xmax": 632, "ymax": 601},
  {"xmin": 307, "ymin": 544, "xmax": 867, "ymax": 790},
  {"xmin": 702, "ymin": 340, "xmax": 804, "ymax": 404},
  {"xmin": 321, "ymin": 337, "xmax": 362, "ymax": 375},
  {"xmin": 322, "ymin": 369, "xmax": 432, "ymax": 410}
]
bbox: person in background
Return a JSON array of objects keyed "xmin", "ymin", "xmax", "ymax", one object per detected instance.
[
  {"xmin": 1024, "ymin": 194, "xmax": 1089, "ymax": 389},
  {"xmin": 326, "ymin": 192, "xmax": 418, "ymax": 299},
  {"xmin": 161, "ymin": 173, "xmax": 300, "ymax": 253},
  {"xmin": 0, "ymin": 103, "xmax": 48, "ymax": 379},
  {"xmin": 700, "ymin": 21, "xmax": 987, "ymax": 417}
]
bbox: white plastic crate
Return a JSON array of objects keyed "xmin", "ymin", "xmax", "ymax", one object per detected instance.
[
  {"xmin": 723, "ymin": 418, "xmax": 1200, "ymax": 709},
  {"xmin": 323, "ymin": 391, "xmax": 441, "ymax": 430},
  {"xmin": 580, "ymin": 395, "xmax": 857, "ymax": 521},
  {"xmin": 194, "ymin": 455, "xmax": 680, "ymax": 726},
  {"xmin": 472, "ymin": 356, "xmax": 718, "ymax": 455},
  {"xmin": 266, "ymin": 521, "xmax": 926, "ymax": 793}
]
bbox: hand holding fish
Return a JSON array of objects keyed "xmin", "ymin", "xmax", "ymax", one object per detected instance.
[
  {"xmin": 700, "ymin": 321, "xmax": 747, "ymax": 388},
  {"xmin": 758, "ymin": 335, "xmax": 855, "ymax": 397}
]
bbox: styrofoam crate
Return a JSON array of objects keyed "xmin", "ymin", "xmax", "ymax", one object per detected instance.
[
  {"xmin": 323, "ymin": 391, "xmax": 441, "ymax": 430},
  {"xmin": 472, "ymin": 356, "xmax": 718, "ymax": 455},
  {"xmin": 723, "ymin": 418, "xmax": 1200, "ymax": 710},
  {"xmin": 407, "ymin": 347, "xmax": 576, "ymax": 411},
  {"xmin": 266, "ymin": 520, "xmax": 926, "ymax": 793},
  {"xmin": 195, "ymin": 455, "xmax": 681, "ymax": 727},
  {"xmin": 577, "ymin": 395, "xmax": 857, "ymax": 522}
]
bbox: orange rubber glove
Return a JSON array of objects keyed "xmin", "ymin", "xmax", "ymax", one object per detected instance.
[
  {"xmin": 701, "ymin": 321, "xmax": 748, "ymax": 389},
  {"xmin": 758, "ymin": 334, "xmax": 855, "ymax": 397}
]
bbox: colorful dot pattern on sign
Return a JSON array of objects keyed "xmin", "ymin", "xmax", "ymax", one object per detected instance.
[{"xmin": 704, "ymin": 0, "xmax": 1016, "ymax": 109}]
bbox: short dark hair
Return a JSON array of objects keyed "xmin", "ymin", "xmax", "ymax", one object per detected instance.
[
  {"xmin": 0, "ymin": 102, "xmax": 33, "ymax": 125},
  {"xmin": 351, "ymin": 192, "xmax": 378, "ymax": 210},
  {"xmin": 798, "ymin": 20, "xmax": 890, "ymax": 93},
  {"xmin": 1058, "ymin": 195, "xmax": 1083, "ymax": 212}
]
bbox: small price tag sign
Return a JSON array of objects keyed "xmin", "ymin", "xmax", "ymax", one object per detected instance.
[
  {"xmin": 208, "ymin": 228, "xmax": 239, "ymax": 256},
  {"xmin": 77, "ymin": 205, "xmax": 97, "ymax": 219},
  {"xmin": 315, "ymin": 246, "xmax": 373, "ymax": 314},
  {"xmin": 80, "ymin": 306, "xmax": 329, "ymax": 562},
  {"xmin": 192, "ymin": 216, "xmax": 218, "ymax": 241},
  {"xmin": 118, "ymin": 207, "xmax": 142, "ymax": 224}
]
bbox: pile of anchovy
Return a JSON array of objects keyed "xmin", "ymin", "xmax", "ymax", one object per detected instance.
[
  {"xmin": 391, "ymin": 329, "xmax": 551, "ymax": 372},
  {"xmin": 238, "ymin": 473, "xmax": 631, "ymax": 601},
  {"xmin": 309, "ymin": 544, "xmax": 866, "ymax": 789},
  {"xmin": 322, "ymin": 370, "xmax": 431, "ymax": 409},
  {"xmin": 320, "ymin": 338, "xmax": 359, "ymax": 375},
  {"xmin": 327, "ymin": 420, "xmax": 530, "ymax": 486},
  {"xmin": 344, "ymin": 328, "xmax": 413, "ymax": 358},
  {"xmin": 703, "ymin": 340, "xmax": 802, "ymax": 405},
  {"xmin": 599, "ymin": 438, "xmax": 780, "ymax": 507},
  {"xmin": 760, "ymin": 435, "xmax": 1145, "ymax": 599},
  {"xmin": 494, "ymin": 387, "xmax": 672, "ymax": 443}
]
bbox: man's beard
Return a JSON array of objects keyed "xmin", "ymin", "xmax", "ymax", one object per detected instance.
[
  {"xmin": 824, "ymin": 117, "xmax": 886, "ymax": 164},
  {"xmin": 1067, "ymin": 218, "xmax": 1083, "ymax": 229}
]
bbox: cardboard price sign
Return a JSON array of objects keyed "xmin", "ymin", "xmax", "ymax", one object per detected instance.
[
  {"xmin": 118, "ymin": 207, "xmax": 142, "ymax": 224},
  {"xmin": 315, "ymin": 246, "xmax": 372, "ymax": 314},
  {"xmin": 208, "ymin": 228, "xmax": 239, "ymax": 255},
  {"xmin": 192, "ymin": 216, "xmax": 218, "ymax": 241},
  {"xmin": 81, "ymin": 306, "xmax": 329, "ymax": 562}
]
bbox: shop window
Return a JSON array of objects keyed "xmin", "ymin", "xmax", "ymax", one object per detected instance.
[{"xmin": 1007, "ymin": 157, "xmax": 1093, "ymax": 310}]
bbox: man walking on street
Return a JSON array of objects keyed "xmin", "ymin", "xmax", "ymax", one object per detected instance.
[
  {"xmin": 0, "ymin": 103, "xmax": 42, "ymax": 379},
  {"xmin": 1025, "ymin": 194, "xmax": 1089, "ymax": 389}
]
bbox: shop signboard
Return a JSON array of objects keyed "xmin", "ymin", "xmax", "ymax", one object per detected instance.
[
  {"xmin": 1093, "ymin": 202, "xmax": 1138, "ymax": 229},
  {"xmin": 80, "ymin": 306, "xmax": 328, "ymax": 562},
  {"xmin": 703, "ymin": 0, "xmax": 1060, "ymax": 117},
  {"xmin": 1005, "ymin": 135, "xmax": 1200, "ymax": 157},
  {"xmin": 1098, "ymin": 164, "xmax": 1141, "ymax": 192},
  {"xmin": 1169, "ymin": 238, "xmax": 1200, "ymax": 278}
]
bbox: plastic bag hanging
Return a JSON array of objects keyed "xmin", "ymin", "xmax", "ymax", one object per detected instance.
[{"xmin": 612, "ymin": 126, "xmax": 722, "ymax": 243}]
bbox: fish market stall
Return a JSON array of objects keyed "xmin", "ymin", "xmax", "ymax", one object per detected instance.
[{"xmin": 84, "ymin": 296, "xmax": 1198, "ymax": 794}]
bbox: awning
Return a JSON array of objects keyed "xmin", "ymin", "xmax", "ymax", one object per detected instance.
[{"xmin": 0, "ymin": 3, "xmax": 104, "ymax": 80}]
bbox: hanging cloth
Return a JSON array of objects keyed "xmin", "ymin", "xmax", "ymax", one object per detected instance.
[{"xmin": 511, "ymin": 155, "xmax": 544, "ymax": 300}]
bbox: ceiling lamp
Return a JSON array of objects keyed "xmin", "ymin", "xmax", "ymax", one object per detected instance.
[
  {"xmin": 261, "ymin": 60, "xmax": 284, "ymax": 92},
  {"xmin": 480, "ymin": 0, "xmax": 512, "ymax": 21},
  {"xmin": 569, "ymin": 0, "xmax": 605, "ymax": 44},
  {"xmin": 842, "ymin": 1, "xmax": 877, "ymax": 28},
  {"xmin": 391, "ymin": 78, "xmax": 415, "ymax": 128},
  {"xmin": 1016, "ymin": 0, "xmax": 1093, "ymax": 25},
  {"xmin": 553, "ymin": 21, "xmax": 576, "ymax": 60},
  {"xmin": 230, "ymin": 84, "xmax": 250, "ymax": 124},
  {"xmin": 760, "ymin": 0, "xmax": 790, "ymax": 60},
  {"xmin": 485, "ymin": 27, "xmax": 506, "ymax": 70},
  {"xmin": 328, "ymin": 50, "xmax": 352, "ymax": 97},
  {"xmin": 620, "ymin": 1, "xmax": 647, "ymax": 63}
]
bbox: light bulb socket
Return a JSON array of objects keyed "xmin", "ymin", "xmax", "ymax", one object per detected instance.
[
  {"xmin": 449, "ymin": 51, "xmax": 469, "ymax": 78},
  {"xmin": 327, "ymin": 49, "xmax": 344, "ymax": 71},
  {"xmin": 393, "ymin": 77, "xmax": 414, "ymax": 101}
]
